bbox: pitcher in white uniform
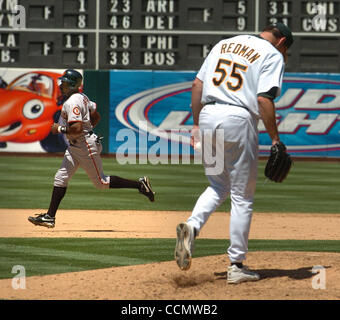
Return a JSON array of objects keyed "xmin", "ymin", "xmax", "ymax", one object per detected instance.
[
  {"xmin": 28, "ymin": 69, "xmax": 155, "ymax": 229},
  {"xmin": 175, "ymin": 23, "xmax": 293, "ymax": 284}
]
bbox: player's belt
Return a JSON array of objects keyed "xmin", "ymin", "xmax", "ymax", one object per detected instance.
[
  {"xmin": 204, "ymin": 101, "xmax": 217, "ymax": 106},
  {"xmin": 204, "ymin": 101, "xmax": 249, "ymax": 112}
]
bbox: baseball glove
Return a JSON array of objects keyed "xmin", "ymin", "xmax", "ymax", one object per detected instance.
[{"xmin": 265, "ymin": 141, "xmax": 292, "ymax": 183}]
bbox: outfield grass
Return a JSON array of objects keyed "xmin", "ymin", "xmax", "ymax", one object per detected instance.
[
  {"xmin": 1, "ymin": 156, "xmax": 339, "ymax": 280},
  {"xmin": 1, "ymin": 237, "xmax": 340, "ymax": 279},
  {"xmin": 0, "ymin": 156, "xmax": 339, "ymax": 213}
]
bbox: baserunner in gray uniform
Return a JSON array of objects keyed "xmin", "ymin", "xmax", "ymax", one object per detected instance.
[{"xmin": 28, "ymin": 69, "xmax": 155, "ymax": 228}]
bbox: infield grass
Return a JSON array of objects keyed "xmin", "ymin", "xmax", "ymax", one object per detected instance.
[
  {"xmin": 1, "ymin": 237, "xmax": 340, "ymax": 279},
  {"xmin": 0, "ymin": 156, "xmax": 339, "ymax": 213}
]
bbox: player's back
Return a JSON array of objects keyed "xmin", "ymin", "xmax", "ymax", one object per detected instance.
[{"xmin": 198, "ymin": 34, "xmax": 284, "ymax": 117}]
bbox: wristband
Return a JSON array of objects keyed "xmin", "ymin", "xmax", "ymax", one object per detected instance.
[{"xmin": 58, "ymin": 126, "xmax": 67, "ymax": 134}]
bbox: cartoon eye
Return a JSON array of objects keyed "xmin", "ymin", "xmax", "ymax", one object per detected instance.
[{"xmin": 23, "ymin": 99, "xmax": 45, "ymax": 119}]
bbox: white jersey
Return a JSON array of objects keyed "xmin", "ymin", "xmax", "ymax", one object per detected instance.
[
  {"xmin": 60, "ymin": 93, "xmax": 97, "ymax": 141},
  {"xmin": 197, "ymin": 35, "xmax": 284, "ymax": 118}
]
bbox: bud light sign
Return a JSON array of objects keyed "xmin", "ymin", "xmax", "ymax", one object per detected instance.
[
  {"xmin": 109, "ymin": 71, "xmax": 340, "ymax": 158},
  {"xmin": 267, "ymin": 73, "xmax": 340, "ymax": 157}
]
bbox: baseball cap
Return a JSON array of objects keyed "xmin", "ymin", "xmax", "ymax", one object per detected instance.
[{"xmin": 271, "ymin": 22, "xmax": 294, "ymax": 48}]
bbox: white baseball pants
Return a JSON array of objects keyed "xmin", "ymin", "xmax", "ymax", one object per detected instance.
[{"xmin": 187, "ymin": 104, "xmax": 259, "ymax": 263}]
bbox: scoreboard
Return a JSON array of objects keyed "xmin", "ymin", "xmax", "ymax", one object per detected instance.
[{"xmin": 0, "ymin": 0, "xmax": 340, "ymax": 72}]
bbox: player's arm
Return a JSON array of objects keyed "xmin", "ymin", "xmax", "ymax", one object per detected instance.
[
  {"xmin": 51, "ymin": 121, "xmax": 83, "ymax": 135},
  {"xmin": 257, "ymin": 52, "xmax": 284, "ymax": 146},
  {"xmin": 90, "ymin": 110, "xmax": 101, "ymax": 128},
  {"xmin": 191, "ymin": 77, "xmax": 204, "ymax": 147},
  {"xmin": 257, "ymin": 95, "xmax": 280, "ymax": 145},
  {"xmin": 191, "ymin": 77, "xmax": 204, "ymax": 126},
  {"xmin": 190, "ymin": 43, "xmax": 214, "ymax": 132},
  {"xmin": 51, "ymin": 101, "xmax": 83, "ymax": 135}
]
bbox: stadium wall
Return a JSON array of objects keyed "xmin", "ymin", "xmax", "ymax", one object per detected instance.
[{"xmin": 0, "ymin": 68, "xmax": 339, "ymax": 158}]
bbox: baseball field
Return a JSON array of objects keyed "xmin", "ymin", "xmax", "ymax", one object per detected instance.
[{"xmin": 0, "ymin": 155, "xmax": 340, "ymax": 300}]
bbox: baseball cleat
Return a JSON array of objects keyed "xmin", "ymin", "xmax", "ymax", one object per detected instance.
[
  {"xmin": 28, "ymin": 213, "xmax": 55, "ymax": 228},
  {"xmin": 227, "ymin": 264, "xmax": 260, "ymax": 284},
  {"xmin": 175, "ymin": 222, "xmax": 195, "ymax": 271},
  {"xmin": 139, "ymin": 176, "xmax": 155, "ymax": 202}
]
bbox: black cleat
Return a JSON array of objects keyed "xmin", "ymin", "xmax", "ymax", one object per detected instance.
[
  {"xmin": 28, "ymin": 213, "xmax": 55, "ymax": 228},
  {"xmin": 139, "ymin": 176, "xmax": 155, "ymax": 202}
]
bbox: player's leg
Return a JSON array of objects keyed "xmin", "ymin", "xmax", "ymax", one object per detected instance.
[
  {"xmin": 226, "ymin": 114, "xmax": 258, "ymax": 264},
  {"xmin": 227, "ymin": 149, "xmax": 257, "ymax": 263},
  {"xmin": 227, "ymin": 148, "xmax": 259, "ymax": 283},
  {"xmin": 201, "ymin": 107, "xmax": 260, "ymax": 283},
  {"xmin": 175, "ymin": 106, "xmax": 229, "ymax": 270},
  {"xmin": 186, "ymin": 105, "xmax": 230, "ymax": 234},
  {"xmin": 187, "ymin": 138, "xmax": 230, "ymax": 234},
  {"xmin": 49, "ymin": 148, "xmax": 79, "ymax": 215},
  {"xmin": 81, "ymin": 141, "xmax": 110, "ymax": 189},
  {"xmin": 81, "ymin": 136, "xmax": 154, "ymax": 201},
  {"xmin": 225, "ymin": 113, "xmax": 260, "ymax": 283},
  {"xmin": 28, "ymin": 148, "xmax": 79, "ymax": 228}
]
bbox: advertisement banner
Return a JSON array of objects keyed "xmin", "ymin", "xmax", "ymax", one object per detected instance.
[
  {"xmin": 0, "ymin": 68, "xmax": 81, "ymax": 153},
  {"xmin": 264, "ymin": 73, "xmax": 340, "ymax": 157},
  {"xmin": 110, "ymin": 71, "xmax": 340, "ymax": 158},
  {"xmin": 110, "ymin": 70, "xmax": 195, "ymax": 162},
  {"xmin": 1, "ymin": 69, "xmax": 339, "ymax": 158}
]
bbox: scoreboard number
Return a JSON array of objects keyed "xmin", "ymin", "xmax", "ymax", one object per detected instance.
[{"xmin": 0, "ymin": 0, "xmax": 339, "ymax": 71}]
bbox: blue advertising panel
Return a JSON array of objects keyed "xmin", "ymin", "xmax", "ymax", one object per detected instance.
[
  {"xmin": 109, "ymin": 70, "xmax": 196, "ymax": 161},
  {"xmin": 109, "ymin": 71, "xmax": 340, "ymax": 158},
  {"xmin": 266, "ymin": 73, "xmax": 340, "ymax": 157}
]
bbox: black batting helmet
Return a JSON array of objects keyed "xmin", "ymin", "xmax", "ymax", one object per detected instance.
[{"xmin": 58, "ymin": 69, "xmax": 83, "ymax": 90}]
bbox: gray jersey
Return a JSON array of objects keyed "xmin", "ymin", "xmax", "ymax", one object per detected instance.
[{"xmin": 60, "ymin": 93, "xmax": 96, "ymax": 141}]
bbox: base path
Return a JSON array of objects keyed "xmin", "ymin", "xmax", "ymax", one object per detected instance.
[
  {"xmin": 1, "ymin": 209, "xmax": 340, "ymax": 240},
  {"xmin": 0, "ymin": 209, "xmax": 340, "ymax": 300}
]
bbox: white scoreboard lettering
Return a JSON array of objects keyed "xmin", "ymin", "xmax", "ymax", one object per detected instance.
[{"xmin": 0, "ymin": 0, "xmax": 338, "ymax": 71}]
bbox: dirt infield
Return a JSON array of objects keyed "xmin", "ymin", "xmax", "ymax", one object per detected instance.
[{"xmin": 1, "ymin": 209, "xmax": 340, "ymax": 300}]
